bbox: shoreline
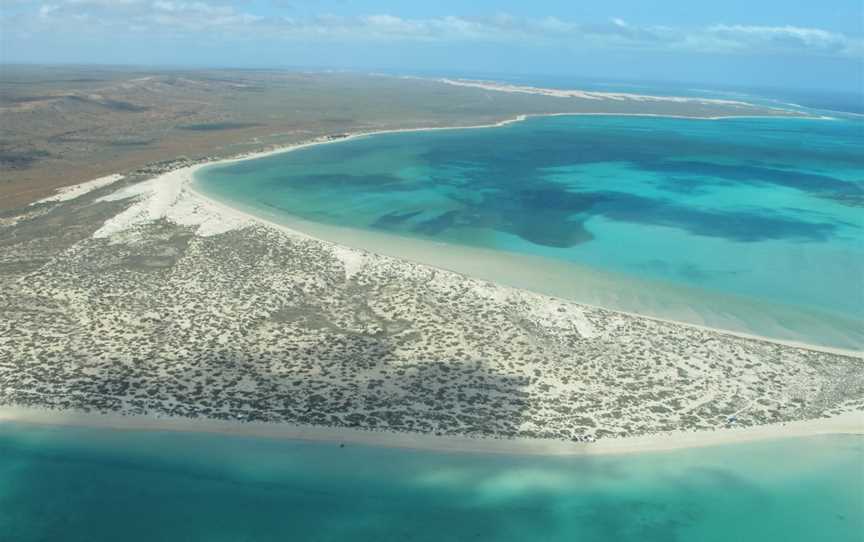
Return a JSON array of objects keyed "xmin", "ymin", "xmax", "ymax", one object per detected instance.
[
  {"xmin": 11, "ymin": 111, "xmax": 863, "ymax": 456},
  {"xmin": 0, "ymin": 405, "xmax": 860, "ymax": 457},
  {"xmin": 190, "ymin": 183, "xmax": 864, "ymax": 357},
  {"xmin": 435, "ymin": 78, "xmax": 837, "ymax": 119},
  {"xmin": 438, "ymin": 77, "xmax": 761, "ymax": 106},
  {"xmin": 35, "ymin": 107, "xmax": 825, "ymax": 209},
  {"xmin": 181, "ymin": 115, "xmax": 858, "ymax": 356},
  {"xmin": 187, "ymin": 109, "xmax": 819, "ymax": 170},
  {"xmin": 191, "ymin": 183, "xmax": 864, "ymax": 357},
  {"xmin": 71, "ymin": 110, "xmax": 860, "ymax": 356}
]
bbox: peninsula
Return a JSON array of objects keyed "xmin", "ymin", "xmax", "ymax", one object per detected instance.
[{"xmin": 1, "ymin": 68, "xmax": 861, "ymax": 454}]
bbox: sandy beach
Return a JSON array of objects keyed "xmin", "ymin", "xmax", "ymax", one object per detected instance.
[
  {"xmin": 438, "ymin": 78, "xmax": 758, "ymax": 104},
  {"xmin": 189, "ymin": 184, "xmax": 864, "ymax": 355},
  {"xmin": 1, "ymin": 405, "xmax": 861, "ymax": 457},
  {"xmin": 168, "ymin": 114, "xmax": 857, "ymax": 355}
]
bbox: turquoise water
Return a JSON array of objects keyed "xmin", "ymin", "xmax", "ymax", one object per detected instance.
[
  {"xmin": 196, "ymin": 115, "xmax": 864, "ymax": 348},
  {"xmin": 1, "ymin": 423, "xmax": 862, "ymax": 541}
]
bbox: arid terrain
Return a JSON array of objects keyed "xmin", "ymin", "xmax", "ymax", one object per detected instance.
[
  {"xmin": 0, "ymin": 66, "xmax": 800, "ymax": 209},
  {"xmin": 3, "ymin": 66, "xmax": 858, "ymax": 446}
]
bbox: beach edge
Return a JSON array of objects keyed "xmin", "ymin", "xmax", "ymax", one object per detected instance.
[{"xmin": 1, "ymin": 406, "xmax": 861, "ymax": 457}]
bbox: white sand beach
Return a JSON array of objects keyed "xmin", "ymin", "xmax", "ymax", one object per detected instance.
[
  {"xmin": 31, "ymin": 174, "xmax": 126, "ymax": 205},
  {"xmin": 79, "ymin": 111, "xmax": 857, "ymax": 354},
  {"xmin": 441, "ymin": 78, "xmax": 753, "ymax": 106},
  {"xmin": 0, "ymin": 405, "xmax": 861, "ymax": 457}
]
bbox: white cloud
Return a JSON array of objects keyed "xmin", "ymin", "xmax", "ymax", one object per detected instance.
[
  {"xmin": 65, "ymin": 0, "xmax": 144, "ymax": 5},
  {"xmin": 704, "ymin": 24, "xmax": 859, "ymax": 55},
  {"xmin": 38, "ymin": 3, "xmax": 58, "ymax": 17},
  {"xmin": 8, "ymin": 2, "xmax": 864, "ymax": 59}
]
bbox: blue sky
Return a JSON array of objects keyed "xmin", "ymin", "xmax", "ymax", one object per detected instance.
[{"xmin": 1, "ymin": 0, "xmax": 862, "ymax": 92}]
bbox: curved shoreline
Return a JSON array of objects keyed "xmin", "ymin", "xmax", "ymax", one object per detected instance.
[
  {"xmin": 190, "ymin": 180, "xmax": 864, "ymax": 357},
  {"xmin": 185, "ymin": 108, "xmax": 827, "ymax": 180},
  {"xmin": 0, "ymin": 406, "xmax": 861, "ymax": 457},
  {"xmin": 186, "ymin": 188, "xmax": 862, "ymax": 357},
  {"xmin": 181, "ymin": 113, "xmax": 860, "ymax": 356},
  {"xmin": 191, "ymin": 109, "xmax": 827, "ymax": 173}
]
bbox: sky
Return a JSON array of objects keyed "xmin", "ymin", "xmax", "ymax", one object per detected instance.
[{"xmin": 1, "ymin": 0, "xmax": 862, "ymax": 92}]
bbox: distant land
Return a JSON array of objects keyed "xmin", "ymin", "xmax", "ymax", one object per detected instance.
[{"xmin": 0, "ymin": 65, "xmax": 804, "ymax": 210}]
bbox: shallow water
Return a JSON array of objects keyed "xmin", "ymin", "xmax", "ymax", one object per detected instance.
[
  {"xmin": 195, "ymin": 115, "xmax": 864, "ymax": 347},
  {"xmin": 0, "ymin": 424, "xmax": 861, "ymax": 541}
]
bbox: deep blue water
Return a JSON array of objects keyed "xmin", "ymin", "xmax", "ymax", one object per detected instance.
[
  {"xmin": 196, "ymin": 115, "xmax": 864, "ymax": 348},
  {"xmin": 1, "ymin": 423, "xmax": 862, "ymax": 541}
]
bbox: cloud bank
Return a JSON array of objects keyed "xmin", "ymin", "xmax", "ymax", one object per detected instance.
[{"xmin": 2, "ymin": 1, "xmax": 862, "ymax": 59}]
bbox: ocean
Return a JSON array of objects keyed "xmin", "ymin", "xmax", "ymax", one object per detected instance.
[
  {"xmin": 195, "ymin": 114, "xmax": 864, "ymax": 349},
  {"xmin": 1, "ymin": 423, "xmax": 861, "ymax": 541}
]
